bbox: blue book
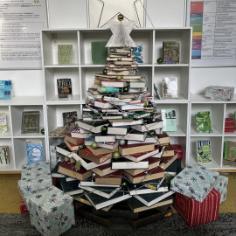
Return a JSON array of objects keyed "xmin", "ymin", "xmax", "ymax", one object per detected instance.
[
  {"xmin": 26, "ymin": 140, "xmax": 44, "ymax": 165},
  {"xmin": 0, "ymin": 80, "xmax": 12, "ymax": 99}
]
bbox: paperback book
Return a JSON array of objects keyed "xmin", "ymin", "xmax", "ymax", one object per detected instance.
[
  {"xmin": 0, "ymin": 113, "xmax": 8, "ymax": 135},
  {"xmin": 196, "ymin": 140, "xmax": 212, "ymax": 163},
  {"xmin": 0, "ymin": 146, "xmax": 10, "ymax": 166},
  {"xmin": 26, "ymin": 140, "xmax": 44, "ymax": 165},
  {"xmin": 57, "ymin": 78, "xmax": 72, "ymax": 98},
  {"xmin": 21, "ymin": 111, "xmax": 40, "ymax": 134}
]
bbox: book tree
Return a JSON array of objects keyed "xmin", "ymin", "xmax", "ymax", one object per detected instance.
[{"xmin": 55, "ymin": 14, "xmax": 180, "ymax": 215}]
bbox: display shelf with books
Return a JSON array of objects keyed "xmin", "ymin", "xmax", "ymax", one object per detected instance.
[
  {"xmin": 79, "ymin": 30, "xmax": 111, "ymax": 65},
  {"xmin": 190, "ymin": 69, "xmax": 236, "ymax": 104},
  {"xmin": 0, "ymin": 139, "xmax": 14, "ymax": 171},
  {"xmin": 47, "ymin": 105, "xmax": 81, "ymax": 136},
  {"xmin": 189, "ymin": 137, "xmax": 222, "ymax": 169},
  {"xmin": 11, "ymin": 106, "xmax": 44, "ymax": 137},
  {"xmin": 190, "ymin": 104, "xmax": 224, "ymax": 137},
  {"xmin": 13, "ymin": 138, "xmax": 45, "ymax": 170},
  {"xmin": 153, "ymin": 67, "xmax": 189, "ymax": 101},
  {"xmin": 155, "ymin": 29, "xmax": 191, "ymax": 65},
  {"xmin": 45, "ymin": 67, "xmax": 81, "ymax": 103},
  {"xmin": 0, "ymin": 106, "xmax": 12, "ymax": 138},
  {"xmin": 42, "ymin": 31, "xmax": 79, "ymax": 66}
]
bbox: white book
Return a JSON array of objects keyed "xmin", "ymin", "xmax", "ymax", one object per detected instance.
[
  {"xmin": 112, "ymin": 160, "xmax": 149, "ymax": 170},
  {"xmin": 56, "ymin": 145, "xmax": 71, "ymax": 157},
  {"xmin": 133, "ymin": 120, "xmax": 163, "ymax": 132},
  {"xmin": 97, "ymin": 142, "xmax": 118, "ymax": 150},
  {"xmin": 130, "ymin": 81, "xmax": 146, "ymax": 89},
  {"xmin": 94, "ymin": 100, "xmax": 113, "ymax": 109},
  {"xmin": 80, "ymin": 181, "xmax": 120, "ymax": 188},
  {"xmin": 107, "ymin": 126, "xmax": 128, "ymax": 135},
  {"xmin": 79, "ymin": 185, "xmax": 120, "ymax": 199},
  {"xmin": 71, "ymin": 152, "xmax": 111, "ymax": 170},
  {"xmin": 134, "ymin": 191, "xmax": 174, "ymax": 207},
  {"xmin": 95, "ymin": 135, "xmax": 116, "ymax": 143},
  {"xmin": 101, "ymin": 81, "xmax": 127, "ymax": 88},
  {"xmin": 110, "ymin": 119, "xmax": 143, "ymax": 127}
]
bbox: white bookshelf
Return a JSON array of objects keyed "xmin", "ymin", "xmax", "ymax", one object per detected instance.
[{"xmin": 1, "ymin": 27, "xmax": 236, "ymax": 173}]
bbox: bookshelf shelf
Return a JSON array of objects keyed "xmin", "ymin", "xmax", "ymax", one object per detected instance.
[{"xmin": 2, "ymin": 27, "xmax": 236, "ymax": 172}]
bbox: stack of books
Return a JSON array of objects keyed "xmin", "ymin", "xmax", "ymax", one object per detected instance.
[{"xmin": 53, "ymin": 47, "xmax": 180, "ymax": 213}]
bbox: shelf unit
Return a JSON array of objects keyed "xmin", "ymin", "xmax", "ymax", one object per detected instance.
[{"xmin": 1, "ymin": 27, "xmax": 236, "ymax": 173}]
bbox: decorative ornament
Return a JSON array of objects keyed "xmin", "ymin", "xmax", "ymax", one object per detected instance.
[
  {"xmin": 119, "ymin": 139, "xmax": 126, "ymax": 145},
  {"xmin": 91, "ymin": 142, "xmax": 97, "ymax": 149},
  {"xmin": 113, "ymin": 151, "xmax": 120, "ymax": 159},
  {"xmin": 75, "ymin": 161, "xmax": 81, "ymax": 171},
  {"xmin": 157, "ymin": 57, "xmax": 164, "ymax": 64},
  {"xmin": 101, "ymin": 126, "xmax": 108, "ymax": 135}
]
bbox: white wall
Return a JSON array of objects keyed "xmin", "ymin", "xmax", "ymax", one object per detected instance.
[{"xmin": 0, "ymin": 0, "xmax": 234, "ymax": 99}]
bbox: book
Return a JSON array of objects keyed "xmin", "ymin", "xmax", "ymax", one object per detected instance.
[
  {"xmin": 162, "ymin": 146, "xmax": 175, "ymax": 157},
  {"xmin": 80, "ymin": 181, "xmax": 120, "ymax": 188},
  {"xmin": 58, "ymin": 44, "xmax": 73, "ymax": 64},
  {"xmin": 124, "ymin": 147, "xmax": 160, "ymax": 163},
  {"xmin": 71, "ymin": 127, "xmax": 92, "ymax": 139},
  {"xmin": 97, "ymin": 142, "xmax": 118, "ymax": 150},
  {"xmin": 122, "ymin": 129, "xmax": 146, "ymax": 142},
  {"xmin": 124, "ymin": 157, "xmax": 161, "ymax": 176},
  {"xmin": 64, "ymin": 139, "xmax": 81, "ymax": 151},
  {"xmin": 60, "ymin": 178, "xmax": 83, "ymax": 196},
  {"xmin": 196, "ymin": 140, "xmax": 212, "ymax": 163},
  {"xmin": 157, "ymin": 133, "xmax": 170, "ymax": 145},
  {"xmin": 109, "ymin": 119, "xmax": 143, "ymax": 127},
  {"xmin": 0, "ymin": 113, "xmax": 8, "ymax": 135},
  {"xmin": 163, "ymin": 41, "xmax": 180, "ymax": 64},
  {"xmin": 71, "ymin": 152, "xmax": 111, "ymax": 170},
  {"xmin": 224, "ymin": 141, "xmax": 236, "ymax": 162},
  {"xmin": 91, "ymin": 41, "xmax": 107, "ymax": 64},
  {"xmin": 159, "ymin": 155, "xmax": 178, "ymax": 170},
  {"xmin": 133, "ymin": 120, "xmax": 163, "ymax": 132},
  {"xmin": 86, "ymin": 146, "xmax": 114, "ymax": 156},
  {"xmin": 85, "ymin": 191, "xmax": 131, "ymax": 210},
  {"xmin": 64, "ymin": 135, "xmax": 84, "ymax": 146},
  {"xmin": 128, "ymin": 178, "xmax": 168, "ymax": 196},
  {"xmin": 57, "ymin": 78, "xmax": 72, "ymax": 98},
  {"xmin": 128, "ymin": 197, "xmax": 173, "ymax": 213},
  {"xmin": 0, "ymin": 80, "xmax": 12, "ymax": 100},
  {"xmin": 26, "ymin": 140, "xmax": 44, "ymax": 165},
  {"xmin": 119, "ymin": 143, "xmax": 155, "ymax": 156},
  {"xmin": 56, "ymin": 143, "xmax": 71, "ymax": 157},
  {"xmin": 112, "ymin": 158, "xmax": 149, "ymax": 170},
  {"xmin": 95, "ymin": 172, "xmax": 122, "ymax": 186},
  {"xmin": 161, "ymin": 77, "xmax": 178, "ymax": 98},
  {"xmin": 134, "ymin": 190, "xmax": 174, "ymax": 207},
  {"xmin": 93, "ymin": 163, "xmax": 117, "ymax": 177},
  {"xmin": 79, "ymin": 185, "xmax": 120, "ymax": 199},
  {"xmin": 76, "ymin": 120, "xmax": 109, "ymax": 133},
  {"xmin": 21, "ymin": 111, "xmax": 40, "ymax": 134},
  {"xmin": 94, "ymin": 135, "xmax": 116, "ymax": 143},
  {"xmin": 0, "ymin": 146, "xmax": 10, "ymax": 166},
  {"xmin": 78, "ymin": 148, "xmax": 112, "ymax": 164},
  {"xmin": 57, "ymin": 161, "xmax": 91, "ymax": 180},
  {"xmin": 124, "ymin": 167, "xmax": 165, "ymax": 184},
  {"xmin": 62, "ymin": 111, "xmax": 78, "ymax": 129},
  {"xmin": 161, "ymin": 109, "xmax": 177, "ymax": 132}
]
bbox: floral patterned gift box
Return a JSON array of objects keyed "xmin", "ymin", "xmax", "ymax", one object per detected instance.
[
  {"xmin": 214, "ymin": 175, "xmax": 228, "ymax": 203},
  {"xmin": 28, "ymin": 186, "xmax": 75, "ymax": 236},
  {"xmin": 170, "ymin": 165, "xmax": 219, "ymax": 202}
]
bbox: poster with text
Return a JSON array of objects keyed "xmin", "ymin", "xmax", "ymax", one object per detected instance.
[
  {"xmin": 188, "ymin": 0, "xmax": 236, "ymax": 67},
  {"xmin": 0, "ymin": 0, "xmax": 47, "ymax": 69}
]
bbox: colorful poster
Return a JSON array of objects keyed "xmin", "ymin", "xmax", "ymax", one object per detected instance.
[
  {"xmin": 188, "ymin": 0, "xmax": 236, "ymax": 66},
  {"xmin": 190, "ymin": 1, "xmax": 203, "ymax": 59}
]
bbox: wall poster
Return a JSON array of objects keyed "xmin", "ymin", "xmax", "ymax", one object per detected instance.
[
  {"xmin": 0, "ymin": 0, "xmax": 47, "ymax": 69},
  {"xmin": 188, "ymin": 0, "xmax": 236, "ymax": 67}
]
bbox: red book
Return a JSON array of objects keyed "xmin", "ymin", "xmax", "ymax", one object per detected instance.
[
  {"xmin": 95, "ymin": 171, "xmax": 122, "ymax": 185},
  {"xmin": 78, "ymin": 148, "xmax": 112, "ymax": 164},
  {"xmin": 172, "ymin": 144, "xmax": 184, "ymax": 159}
]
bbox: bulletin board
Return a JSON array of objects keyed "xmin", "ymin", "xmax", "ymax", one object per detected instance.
[
  {"xmin": 0, "ymin": 0, "xmax": 48, "ymax": 69},
  {"xmin": 187, "ymin": 0, "xmax": 236, "ymax": 67}
]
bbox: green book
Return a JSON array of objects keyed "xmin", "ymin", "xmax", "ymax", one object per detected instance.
[
  {"xmin": 91, "ymin": 41, "xmax": 107, "ymax": 64},
  {"xmin": 58, "ymin": 44, "xmax": 73, "ymax": 64},
  {"xmin": 224, "ymin": 141, "xmax": 236, "ymax": 161},
  {"xmin": 196, "ymin": 140, "xmax": 212, "ymax": 163},
  {"xmin": 161, "ymin": 109, "xmax": 177, "ymax": 132}
]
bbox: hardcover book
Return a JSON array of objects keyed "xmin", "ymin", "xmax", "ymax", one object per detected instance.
[
  {"xmin": 91, "ymin": 41, "xmax": 107, "ymax": 64},
  {"xmin": 161, "ymin": 109, "xmax": 177, "ymax": 132},
  {"xmin": 62, "ymin": 111, "xmax": 78, "ymax": 129},
  {"xmin": 26, "ymin": 140, "xmax": 44, "ymax": 165},
  {"xmin": 161, "ymin": 77, "xmax": 178, "ymax": 98},
  {"xmin": 163, "ymin": 41, "xmax": 180, "ymax": 64},
  {"xmin": 224, "ymin": 141, "xmax": 236, "ymax": 162},
  {"xmin": 21, "ymin": 111, "xmax": 40, "ymax": 134},
  {"xmin": 196, "ymin": 140, "xmax": 212, "ymax": 163},
  {"xmin": 57, "ymin": 78, "xmax": 72, "ymax": 98},
  {"xmin": 0, "ymin": 145, "xmax": 10, "ymax": 166},
  {"xmin": 58, "ymin": 44, "xmax": 73, "ymax": 64},
  {"xmin": 0, "ymin": 113, "xmax": 8, "ymax": 135}
]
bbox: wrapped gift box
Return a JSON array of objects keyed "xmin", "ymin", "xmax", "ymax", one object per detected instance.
[
  {"xmin": 214, "ymin": 175, "xmax": 228, "ymax": 203},
  {"xmin": 174, "ymin": 188, "xmax": 220, "ymax": 227},
  {"xmin": 18, "ymin": 162, "xmax": 52, "ymax": 204},
  {"xmin": 170, "ymin": 165, "xmax": 219, "ymax": 202},
  {"xmin": 28, "ymin": 186, "xmax": 75, "ymax": 236},
  {"xmin": 21, "ymin": 161, "xmax": 51, "ymax": 179}
]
